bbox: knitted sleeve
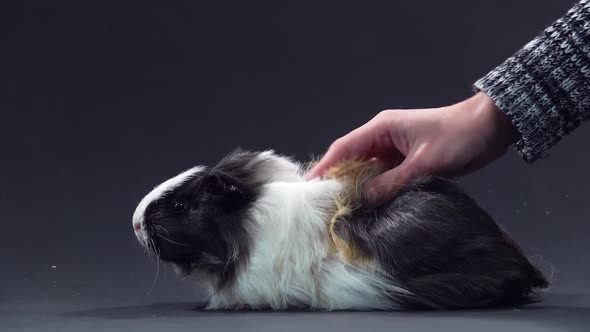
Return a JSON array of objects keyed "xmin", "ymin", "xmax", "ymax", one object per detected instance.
[{"xmin": 474, "ymin": 0, "xmax": 590, "ymax": 162}]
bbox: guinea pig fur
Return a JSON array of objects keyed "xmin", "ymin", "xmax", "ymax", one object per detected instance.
[{"xmin": 132, "ymin": 149, "xmax": 549, "ymax": 311}]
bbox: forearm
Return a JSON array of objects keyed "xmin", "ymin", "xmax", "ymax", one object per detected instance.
[{"xmin": 474, "ymin": 0, "xmax": 590, "ymax": 162}]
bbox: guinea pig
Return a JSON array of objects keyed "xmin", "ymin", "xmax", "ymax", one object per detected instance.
[{"xmin": 131, "ymin": 149, "xmax": 549, "ymax": 311}]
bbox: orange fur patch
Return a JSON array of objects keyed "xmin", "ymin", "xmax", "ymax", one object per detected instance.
[{"xmin": 322, "ymin": 160, "xmax": 385, "ymax": 269}]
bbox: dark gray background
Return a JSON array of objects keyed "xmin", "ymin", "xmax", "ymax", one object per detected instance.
[{"xmin": 2, "ymin": 0, "xmax": 589, "ymax": 331}]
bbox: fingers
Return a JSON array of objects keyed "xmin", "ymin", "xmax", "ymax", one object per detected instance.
[
  {"xmin": 305, "ymin": 115, "xmax": 389, "ymax": 179},
  {"xmin": 365, "ymin": 157, "xmax": 420, "ymax": 206}
]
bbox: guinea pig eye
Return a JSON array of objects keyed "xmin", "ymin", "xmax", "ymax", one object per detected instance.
[{"xmin": 172, "ymin": 200, "xmax": 186, "ymax": 212}]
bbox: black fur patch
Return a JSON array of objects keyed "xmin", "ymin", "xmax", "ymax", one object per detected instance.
[
  {"xmin": 143, "ymin": 149, "xmax": 268, "ymax": 289},
  {"xmin": 333, "ymin": 177, "xmax": 549, "ymax": 310}
]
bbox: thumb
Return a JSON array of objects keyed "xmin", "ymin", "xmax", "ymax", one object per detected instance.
[{"xmin": 365, "ymin": 157, "xmax": 420, "ymax": 206}]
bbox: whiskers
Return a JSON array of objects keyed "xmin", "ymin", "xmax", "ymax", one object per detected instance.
[
  {"xmin": 143, "ymin": 223, "xmax": 192, "ymax": 296},
  {"xmin": 155, "ymin": 233, "xmax": 190, "ymax": 247},
  {"xmin": 153, "ymin": 224, "xmax": 190, "ymax": 247},
  {"xmin": 146, "ymin": 238, "xmax": 160, "ymax": 296}
]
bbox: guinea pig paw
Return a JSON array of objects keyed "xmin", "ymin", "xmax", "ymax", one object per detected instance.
[{"xmin": 224, "ymin": 303, "xmax": 248, "ymax": 311}]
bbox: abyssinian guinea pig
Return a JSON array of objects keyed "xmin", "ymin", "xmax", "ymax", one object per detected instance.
[{"xmin": 132, "ymin": 149, "xmax": 548, "ymax": 311}]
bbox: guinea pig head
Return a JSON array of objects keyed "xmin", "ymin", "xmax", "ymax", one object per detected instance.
[
  {"xmin": 132, "ymin": 166, "xmax": 258, "ymax": 280},
  {"xmin": 131, "ymin": 149, "xmax": 302, "ymax": 283}
]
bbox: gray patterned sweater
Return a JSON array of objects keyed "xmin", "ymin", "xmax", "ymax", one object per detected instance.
[{"xmin": 474, "ymin": 0, "xmax": 590, "ymax": 162}]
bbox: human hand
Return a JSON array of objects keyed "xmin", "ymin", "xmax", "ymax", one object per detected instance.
[{"xmin": 306, "ymin": 92, "xmax": 517, "ymax": 205}]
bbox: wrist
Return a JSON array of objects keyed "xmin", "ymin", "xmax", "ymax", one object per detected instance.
[{"xmin": 471, "ymin": 92, "xmax": 517, "ymax": 146}]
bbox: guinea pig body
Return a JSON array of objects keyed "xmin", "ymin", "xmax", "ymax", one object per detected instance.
[{"xmin": 132, "ymin": 149, "xmax": 548, "ymax": 311}]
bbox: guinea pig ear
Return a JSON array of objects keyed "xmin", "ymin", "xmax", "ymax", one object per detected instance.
[{"xmin": 202, "ymin": 172, "xmax": 252, "ymax": 208}]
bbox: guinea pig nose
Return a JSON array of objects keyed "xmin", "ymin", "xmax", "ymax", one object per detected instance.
[{"xmin": 133, "ymin": 223, "xmax": 141, "ymax": 232}]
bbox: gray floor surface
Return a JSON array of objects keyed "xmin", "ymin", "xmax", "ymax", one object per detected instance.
[{"xmin": 3, "ymin": 264, "xmax": 588, "ymax": 332}]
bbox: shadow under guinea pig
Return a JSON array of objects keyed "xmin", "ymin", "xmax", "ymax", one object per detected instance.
[{"xmin": 59, "ymin": 293, "xmax": 590, "ymax": 332}]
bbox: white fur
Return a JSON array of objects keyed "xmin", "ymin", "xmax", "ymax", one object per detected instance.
[{"xmin": 248, "ymin": 150, "xmax": 304, "ymax": 183}]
